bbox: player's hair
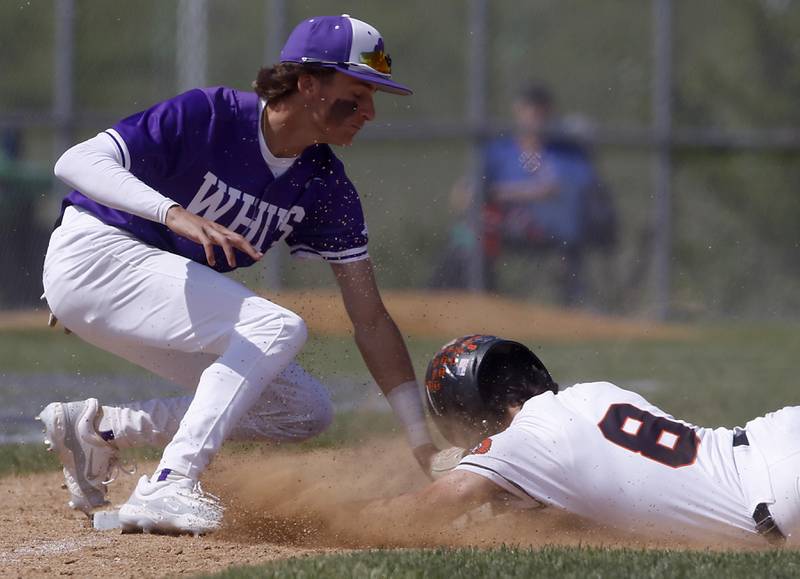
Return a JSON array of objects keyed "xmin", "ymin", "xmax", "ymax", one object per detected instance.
[
  {"xmin": 485, "ymin": 368, "xmax": 558, "ymax": 420},
  {"xmin": 253, "ymin": 63, "xmax": 337, "ymax": 104}
]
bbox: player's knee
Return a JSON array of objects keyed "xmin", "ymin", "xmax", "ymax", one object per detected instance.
[
  {"xmin": 294, "ymin": 397, "xmax": 334, "ymax": 441},
  {"xmin": 279, "ymin": 310, "xmax": 308, "ymax": 354},
  {"xmin": 284, "ymin": 310, "xmax": 307, "ymax": 343},
  {"xmin": 242, "ymin": 300, "xmax": 308, "ymax": 356},
  {"xmin": 312, "ymin": 396, "xmax": 334, "ymax": 435}
]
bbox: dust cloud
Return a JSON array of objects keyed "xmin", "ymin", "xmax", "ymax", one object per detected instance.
[{"xmin": 207, "ymin": 439, "xmax": 736, "ymax": 551}]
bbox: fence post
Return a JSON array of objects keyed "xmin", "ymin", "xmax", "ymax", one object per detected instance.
[
  {"xmin": 53, "ymin": 0, "xmax": 75, "ymax": 164},
  {"xmin": 259, "ymin": 0, "xmax": 287, "ymax": 291},
  {"xmin": 176, "ymin": 0, "xmax": 208, "ymax": 92},
  {"xmin": 652, "ymin": 0, "xmax": 673, "ymax": 319},
  {"xmin": 467, "ymin": 0, "xmax": 489, "ymax": 292}
]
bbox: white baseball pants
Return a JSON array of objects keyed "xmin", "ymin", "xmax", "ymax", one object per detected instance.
[
  {"xmin": 743, "ymin": 406, "xmax": 800, "ymax": 544},
  {"xmin": 42, "ymin": 206, "xmax": 333, "ymax": 479}
]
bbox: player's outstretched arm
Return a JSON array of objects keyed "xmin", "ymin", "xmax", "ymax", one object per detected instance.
[
  {"xmin": 360, "ymin": 469, "xmax": 502, "ymax": 527},
  {"xmin": 331, "ymin": 259, "xmax": 436, "ymax": 471}
]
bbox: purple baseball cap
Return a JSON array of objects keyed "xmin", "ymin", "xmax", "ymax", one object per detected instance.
[{"xmin": 280, "ymin": 14, "xmax": 412, "ymax": 96}]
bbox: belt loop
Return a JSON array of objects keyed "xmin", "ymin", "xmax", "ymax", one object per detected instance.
[{"xmin": 733, "ymin": 429, "xmax": 749, "ymax": 447}]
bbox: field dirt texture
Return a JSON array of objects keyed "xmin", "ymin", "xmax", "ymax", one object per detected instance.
[
  {"xmin": 4, "ymin": 439, "xmax": 770, "ymax": 579},
  {"xmin": 0, "ymin": 290, "xmax": 688, "ymax": 341}
]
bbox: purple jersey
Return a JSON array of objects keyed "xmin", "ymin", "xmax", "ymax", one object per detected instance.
[{"xmin": 61, "ymin": 87, "xmax": 369, "ymax": 272}]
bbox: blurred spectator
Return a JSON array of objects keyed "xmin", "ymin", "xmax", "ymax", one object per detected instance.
[
  {"xmin": 0, "ymin": 129, "xmax": 50, "ymax": 308},
  {"xmin": 432, "ymin": 83, "xmax": 617, "ymax": 306}
]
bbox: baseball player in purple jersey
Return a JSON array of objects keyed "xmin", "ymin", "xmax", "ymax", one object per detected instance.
[{"xmin": 37, "ymin": 15, "xmax": 436, "ymax": 535}]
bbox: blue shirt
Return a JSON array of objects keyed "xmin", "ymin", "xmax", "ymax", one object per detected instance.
[{"xmin": 483, "ymin": 137, "xmax": 595, "ymax": 245}]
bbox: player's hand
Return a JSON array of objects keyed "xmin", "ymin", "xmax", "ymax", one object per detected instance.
[
  {"xmin": 412, "ymin": 443, "xmax": 439, "ymax": 476},
  {"xmin": 165, "ymin": 205, "xmax": 263, "ymax": 268}
]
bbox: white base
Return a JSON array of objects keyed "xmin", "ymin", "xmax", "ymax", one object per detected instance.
[{"xmin": 92, "ymin": 509, "xmax": 121, "ymax": 531}]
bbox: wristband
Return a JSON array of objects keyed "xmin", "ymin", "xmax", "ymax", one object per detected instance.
[
  {"xmin": 158, "ymin": 201, "xmax": 181, "ymax": 225},
  {"xmin": 385, "ymin": 380, "xmax": 433, "ymax": 448}
]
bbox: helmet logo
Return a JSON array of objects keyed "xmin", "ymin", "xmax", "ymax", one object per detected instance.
[
  {"xmin": 425, "ymin": 334, "xmax": 486, "ymax": 392},
  {"xmin": 470, "ymin": 437, "xmax": 492, "ymax": 455}
]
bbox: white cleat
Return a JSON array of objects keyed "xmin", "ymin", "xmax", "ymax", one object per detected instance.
[
  {"xmin": 118, "ymin": 474, "xmax": 223, "ymax": 536},
  {"xmin": 37, "ymin": 398, "xmax": 119, "ymax": 513}
]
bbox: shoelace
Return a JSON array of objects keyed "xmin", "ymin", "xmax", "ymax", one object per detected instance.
[
  {"xmin": 192, "ymin": 482, "xmax": 224, "ymax": 511},
  {"xmin": 102, "ymin": 456, "xmax": 138, "ymax": 486}
]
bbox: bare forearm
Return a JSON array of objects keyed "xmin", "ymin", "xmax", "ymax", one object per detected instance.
[
  {"xmin": 353, "ymin": 311, "xmax": 434, "ymax": 454},
  {"xmin": 359, "ymin": 471, "xmax": 500, "ymax": 529},
  {"xmin": 332, "ymin": 259, "xmax": 434, "ymax": 464},
  {"xmin": 353, "ymin": 312, "xmax": 415, "ymax": 393}
]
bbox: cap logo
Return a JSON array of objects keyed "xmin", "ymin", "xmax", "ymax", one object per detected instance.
[{"xmin": 359, "ymin": 39, "xmax": 391, "ymax": 74}]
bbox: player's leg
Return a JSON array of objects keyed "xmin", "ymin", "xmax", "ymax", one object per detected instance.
[
  {"xmin": 42, "ymin": 207, "xmax": 307, "ymax": 530},
  {"xmin": 101, "ymin": 359, "xmax": 333, "ymax": 535},
  {"xmin": 44, "ymin": 207, "xmax": 306, "ymax": 476},
  {"xmin": 89, "ymin": 344, "xmax": 214, "ymax": 450},
  {"xmin": 43, "ymin": 340, "xmax": 332, "ymax": 514},
  {"xmin": 229, "ymin": 362, "xmax": 334, "ymax": 442},
  {"xmin": 744, "ymin": 406, "xmax": 800, "ymax": 543},
  {"xmin": 91, "ymin": 346, "xmax": 332, "ymax": 448},
  {"xmin": 764, "ymin": 455, "xmax": 800, "ymax": 544}
]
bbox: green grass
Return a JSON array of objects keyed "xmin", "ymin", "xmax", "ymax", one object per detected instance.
[
  {"xmin": 220, "ymin": 323, "xmax": 800, "ymax": 428},
  {"xmin": 0, "ymin": 329, "xmax": 148, "ymax": 375},
  {"xmin": 0, "ymin": 441, "xmax": 60, "ymax": 476},
  {"xmin": 0, "ymin": 442, "xmax": 166, "ymax": 479},
  {"xmin": 535, "ymin": 322, "xmax": 800, "ymax": 427},
  {"xmin": 0, "ymin": 328, "xmax": 438, "ymax": 377},
  {"xmin": 203, "ymin": 546, "xmax": 800, "ymax": 578},
  {"xmin": 0, "ymin": 409, "xmax": 397, "ymax": 479}
]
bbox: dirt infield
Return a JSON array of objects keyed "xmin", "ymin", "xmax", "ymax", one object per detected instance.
[
  {"xmin": 268, "ymin": 290, "xmax": 689, "ymax": 341},
  {"xmin": 0, "ymin": 470, "xmax": 328, "ymax": 577},
  {"xmin": 1, "ymin": 439, "xmax": 764, "ymax": 578},
  {"xmin": 1, "ymin": 290, "xmax": 690, "ymax": 342}
]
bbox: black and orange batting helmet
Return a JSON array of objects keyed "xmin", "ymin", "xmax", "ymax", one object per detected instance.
[{"xmin": 424, "ymin": 335, "xmax": 557, "ymax": 447}]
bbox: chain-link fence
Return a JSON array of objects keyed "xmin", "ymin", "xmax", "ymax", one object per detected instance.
[{"xmin": 1, "ymin": 0, "xmax": 798, "ymax": 319}]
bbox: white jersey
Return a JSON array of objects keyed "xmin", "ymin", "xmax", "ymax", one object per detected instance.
[{"xmin": 456, "ymin": 382, "xmax": 764, "ymax": 543}]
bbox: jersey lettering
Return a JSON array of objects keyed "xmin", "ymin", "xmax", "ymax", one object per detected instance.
[
  {"xmin": 186, "ymin": 171, "xmax": 307, "ymax": 252},
  {"xmin": 277, "ymin": 206, "xmax": 306, "ymax": 241},
  {"xmin": 227, "ymin": 190, "xmax": 256, "ymax": 233},
  {"xmin": 186, "ymin": 171, "xmax": 239, "ymax": 220},
  {"xmin": 598, "ymin": 403, "xmax": 699, "ymax": 468},
  {"xmin": 244, "ymin": 199, "xmax": 269, "ymax": 243}
]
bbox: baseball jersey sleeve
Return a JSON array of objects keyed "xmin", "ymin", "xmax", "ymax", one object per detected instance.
[
  {"xmin": 455, "ymin": 431, "xmax": 557, "ymax": 510},
  {"xmin": 455, "ymin": 394, "xmax": 574, "ymax": 510},
  {"xmin": 284, "ymin": 173, "xmax": 369, "ymax": 264},
  {"xmin": 104, "ymin": 89, "xmax": 213, "ymax": 182}
]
